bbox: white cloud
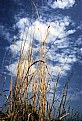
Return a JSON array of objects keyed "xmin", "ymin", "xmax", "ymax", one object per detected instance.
[
  {"xmin": 10, "ymin": 40, "xmax": 29, "ymax": 56},
  {"xmin": 66, "ymin": 29, "xmax": 76, "ymax": 35},
  {"xmin": 14, "ymin": 16, "xmax": 75, "ymax": 44},
  {"xmin": 28, "ymin": 20, "xmax": 48, "ymax": 42},
  {"xmin": 27, "ymin": 16, "xmax": 73, "ymax": 43},
  {"xmin": 59, "ymin": 56, "xmax": 76, "ymax": 64},
  {"xmin": 7, "ymin": 60, "xmax": 35, "ymax": 78},
  {"xmin": 16, "ymin": 18, "xmax": 29, "ymax": 29},
  {"xmin": 13, "ymin": 16, "xmax": 72, "ymax": 43},
  {"xmin": 8, "ymin": 15, "xmax": 76, "ymax": 78},
  {"xmin": 7, "ymin": 62, "xmax": 18, "ymax": 76},
  {"xmin": 50, "ymin": 0, "xmax": 75, "ymax": 9}
]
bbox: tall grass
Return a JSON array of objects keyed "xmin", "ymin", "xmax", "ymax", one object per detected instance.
[
  {"xmin": 0, "ymin": 25, "xmax": 71, "ymax": 121},
  {"xmin": 0, "ymin": 0, "xmax": 81, "ymax": 121}
]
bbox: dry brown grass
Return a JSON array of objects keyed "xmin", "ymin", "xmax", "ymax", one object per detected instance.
[
  {"xmin": 0, "ymin": 26, "xmax": 71, "ymax": 121},
  {"xmin": 0, "ymin": 1, "xmax": 77, "ymax": 121}
]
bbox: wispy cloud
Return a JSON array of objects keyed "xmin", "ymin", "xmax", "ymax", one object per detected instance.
[{"xmin": 0, "ymin": 25, "xmax": 12, "ymax": 42}]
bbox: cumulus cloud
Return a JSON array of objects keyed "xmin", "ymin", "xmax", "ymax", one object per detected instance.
[
  {"xmin": 8, "ymin": 16, "xmax": 76, "ymax": 77},
  {"xmin": 13, "ymin": 16, "xmax": 75, "ymax": 43},
  {"xmin": 27, "ymin": 16, "xmax": 74, "ymax": 43},
  {"xmin": 50, "ymin": 0, "xmax": 75, "ymax": 9}
]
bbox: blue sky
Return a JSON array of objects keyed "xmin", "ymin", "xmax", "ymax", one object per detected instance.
[{"xmin": 0, "ymin": 0, "xmax": 82, "ymax": 114}]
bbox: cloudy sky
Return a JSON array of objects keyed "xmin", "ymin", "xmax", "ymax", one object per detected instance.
[{"xmin": 0, "ymin": 0, "xmax": 82, "ymax": 114}]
